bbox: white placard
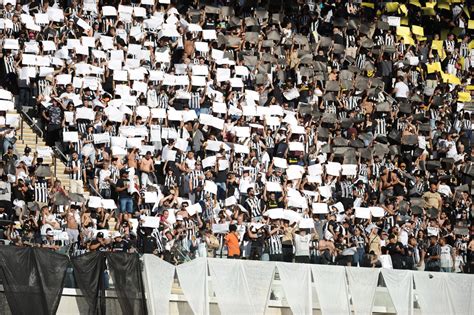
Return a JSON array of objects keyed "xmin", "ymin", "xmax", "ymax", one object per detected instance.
[
  {"xmin": 88, "ymin": 196, "xmax": 102, "ymax": 208},
  {"xmin": 387, "ymin": 16, "xmax": 401, "ymax": 27},
  {"xmin": 218, "ymin": 159, "xmax": 229, "ymax": 171},
  {"xmin": 111, "ymin": 136, "xmax": 126, "ymax": 148},
  {"xmin": 286, "ymin": 165, "xmax": 305, "ymax": 180},
  {"xmin": 272, "ymin": 157, "xmax": 288, "ymax": 169},
  {"xmin": 266, "ymin": 181, "xmax": 282, "ymax": 192},
  {"xmin": 355, "ymin": 207, "xmax": 371, "ymax": 219},
  {"xmin": 216, "ymin": 68, "xmax": 231, "ymax": 82},
  {"xmin": 202, "ymin": 29, "xmax": 217, "ymax": 40},
  {"xmin": 192, "ymin": 64, "xmax": 208, "ymax": 76},
  {"xmin": 234, "ymin": 126, "xmax": 251, "ymax": 138},
  {"xmin": 63, "ymin": 131, "xmax": 79, "ymax": 143},
  {"xmin": 102, "ymin": 199, "xmax": 117, "ymax": 209},
  {"xmin": 36, "ymin": 147, "xmax": 52, "ymax": 158},
  {"xmin": 369, "ymin": 207, "xmax": 385, "ymax": 217},
  {"xmin": 318, "ymin": 185, "xmax": 332, "ymax": 199},
  {"xmin": 5, "ymin": 114, "xmax": 18, "ymax": 127},
  {"xmin": 93, "ymin": 133, "xmax": 111, "ymax": 144},
  {"xmin": 212, "ymin": 223, "xmax": 229, "ymax": 234},
  {"xmin": 201, "ymin": 156, "xmax": 216, "ymax": 169},
  {"xmin": 341, "ymin": 164, "xmax": 358, "ymax": 176},
  {"xmin": 113, "ymin": 70, "xmax": 128, "ymax": 81},
  {"xmin": 235, "ymin": 66, "xmax": 250, "ymax": 76},
  {"xmin": 308, "ymin": 164, "xmax": 323, "ymax": 176},
  {"xmin": 225, "ymin": 196, "xmax": 237, "ymax": 207},
  {"xmin": 3, "ymin": 39, "xmax": 19, "ymax": 50},
  {"xmin": 185, "ymin": 203, "xmax": 202, "ymax": 216},
  {"xmin": 76, "ymin": 107, "xmax": 95, "ymax": 120},
  {"xmin": 299, "ymin": 218, "xmax": 315, "ymax": 229},
  {"xmin": 283, "ymin": 210, "xmax": 302, "ymax": 224},
  {"xmin": 312, "ymin": 203, "xmax": 329, "ymax": 214},
  {"xmin": 288, "ymin": 142, "xmax": 304, "ymax": 151},
  {"xmin": 77, "ymin": 18, "xmax": 91, "ymax": 30},
  {"xmin": 174, "ymin": 138, "xmax": 188, "ymax": 152},
  {"xmin": 142, "ymin": 216, "xmax": 161, "ymax": 228},
  {"xmin": 56, "ymin": 74, "xmax": 72, "ymax": 85},
  {"xmin": 144, "ymin": 191, "xmax": 159, "ymax": 203},
  {"xmin": 164, "ymin": 150, "xmax": 176, "ymax": 161},
  {"xmin": 204, "ymin": 180, "xmax": 217, "ymax": 195},
  {"xmin": 326, "ymin": 162, "xmax": 342, "ymax": 176},
  {"xmin": 195, "ymin": 41, "xmax": 209, "ymax": 52}
]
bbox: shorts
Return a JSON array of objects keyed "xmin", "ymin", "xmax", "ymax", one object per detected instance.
[{"xmin": 119, "ymin": 197, "xmax": 134, "ymax": 213}]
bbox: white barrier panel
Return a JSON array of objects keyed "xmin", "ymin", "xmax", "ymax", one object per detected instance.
[
  {"xmin": 241, "ymin": 260, "xmax": 275, "ymax": 315},
  {"xmin": 381, "ymin": 269, "xmax": 413, "ymax": 315},
  {"xmin": 143, "ymin": 255, "xmax": 175, "ymax": 315},
  {"xmin": 276, "ymin": 262, "xmax": 312, "ymax": 315},
  {"xmin": 445, "ymin": 273, "xmax": 474, "ymax": 315},
  {"xmin": 347, "ymin": 267, "xmax": 380, "ymax": 315},
  {"xmin": 312, "ymin": 265, "xmax": 351, "ymax": 315},
  {"xmin": 176, "ymin": 258, "xmax": 209, "ymax": 315},
  {"xmin": 414, "ymin": 272, "xmax": 453, "ymax": 315},
  {"xmin": 208, "ymin": 259, "xmax": 254, "ymax": 314},
  {"xmin": 141, "ymin": 255, "xmax": 474, "ymax": 315}
]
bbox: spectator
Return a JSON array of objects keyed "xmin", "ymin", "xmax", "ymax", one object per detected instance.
[{"xmin": 0, "ymin": 0, "xmax": 470, "ymax": 276}]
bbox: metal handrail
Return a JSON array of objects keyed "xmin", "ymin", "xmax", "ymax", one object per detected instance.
[
  {"xmin": 19, "ymin": 109, "xmax": 44, "ymax": 139},
  {"xmin": 87, "ymin": 181, "xmax": 103, "ymax": 198},
  {"xmin": 52, "ymin": 146, "xmax": 69, "ymax": 163}
]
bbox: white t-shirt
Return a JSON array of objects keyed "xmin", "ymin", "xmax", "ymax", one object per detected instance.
[
  {"xmin": 440, "ymin": 244, "xmax": 453, "ymax": 268},
  {"xmin": 445, "ymin": 140, "xmax": 458, "ymax": 158},
  {"xmin": 294, "ymin": 234, "xmax": 311, "ymax": 257},
  {"xmin": 380, "ymin": 254, "xmax": 393, "ymax": 269},
  {"xmin": 394, "ymin": 81, "xmax": 409, "ymax": 98}
]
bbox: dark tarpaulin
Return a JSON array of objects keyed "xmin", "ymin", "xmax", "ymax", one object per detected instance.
[
  {"xmin": 107, "ymin": 253, "xmax": 147, "ymax": 315},
  {"xmin": 33, "ymin": 248, "xmax": 69, "ymax": 315},
  {"xmin": 71, "ymin": 252, "xmax": 106, "ymax": 315},
  {"xmin": 0, "ymin": 246, "xmax": 68, "ymax": 315}
]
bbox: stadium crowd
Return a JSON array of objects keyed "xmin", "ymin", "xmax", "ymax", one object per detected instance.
[{"xmin": 0, "ymin": 0, "xmax": 472, "ymax": 273}]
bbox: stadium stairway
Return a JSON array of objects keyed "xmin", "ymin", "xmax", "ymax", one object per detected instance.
[{"xmin": 17, "ymin": 116, "xmax": 71, "ymax": 189}]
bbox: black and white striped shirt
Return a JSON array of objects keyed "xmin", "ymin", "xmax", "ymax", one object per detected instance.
[
  {"xmin": 188, "ymin": 92, "xmax": 201, "ymax": 109},
  {"xmin": 372, "ymin": 162, "xmax": 382, "ymax": 178},
  {"xmin": 356, "ymin": 53, "xmax": 366, "ymax": 69},
  {"xmin": 34, "ymin": 181, "xmax": 48, "ymax": 203},
  {"xmin": 444, "ymin": 40, "xmax": 455, "ymax": 53},
  {"xmin": 374, "ymin": 118, "xmax": 387, "ymax": 135},
  {"xmin": 244, "ymin": 196, "xmax": 262, "ymax": 218},
  {"xmin": 4, "ymin": 55, "xmax": 15, "ymax": 74},
  {"xmin": 151, "ymin": 228, "xmax": 166, "ymax": 253},
  {"xmin": 164, "ymin": 174, "xmax": 177, "ymax": 189},
  {"xmin": 157, "ymin": 93, "xmax": 169, "ymax": 109},
  {"xmin": 69, "ymin": 159, "xmax": 83, "ymax": 180},
  {"xmin": 268, "ymin": 233, "xmax": 283, "ymax": 255},
  {"xmin": 385, "ymin": 34, "xmax": 394, "ymax": 46},
  {"xmin": 339, "ymin": 180, "xmax": 353, "ymax": 198},
  {"xmin": 460, "ymin": 42, "xmax": 469, "ymax": 58},
  {"xmin": 189, "ymin": 170, "xmax": 204, "ymax": 190},
  {"xmin": 345, "ymin": 35, "xmax": 356, "ymax": 48}
]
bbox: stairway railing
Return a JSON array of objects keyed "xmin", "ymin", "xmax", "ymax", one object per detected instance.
[{"xmin": 19, "ymin": 109, "xmax": 43, "ymax": 144}]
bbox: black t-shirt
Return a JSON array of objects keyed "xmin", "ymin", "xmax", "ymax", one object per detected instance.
[
  {"xmin": 386, "ymin": 242, "xmax": 405, "ymax": 267},
  {"xmin": 142, "ymin": 235, "xmax": 157, "ymax": 254},
  {"xmin": 111, "ymin": 240, "xmax": 129, "ymax": 253},
  {"xmin": 215, "ymin": 170, "xmax": 227, "ymax": 183},
  {"xmin": 116, "ymin": 179, "xmax": 131, "ymax": 198},
  {"xmin": 90, "ymin": 240, "xmax": 109, "ymax": 252}
]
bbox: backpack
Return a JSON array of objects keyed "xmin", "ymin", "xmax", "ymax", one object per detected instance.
[{"xmin": 207, "ymin": 235, "xmax": 220, "ymax": 249}]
